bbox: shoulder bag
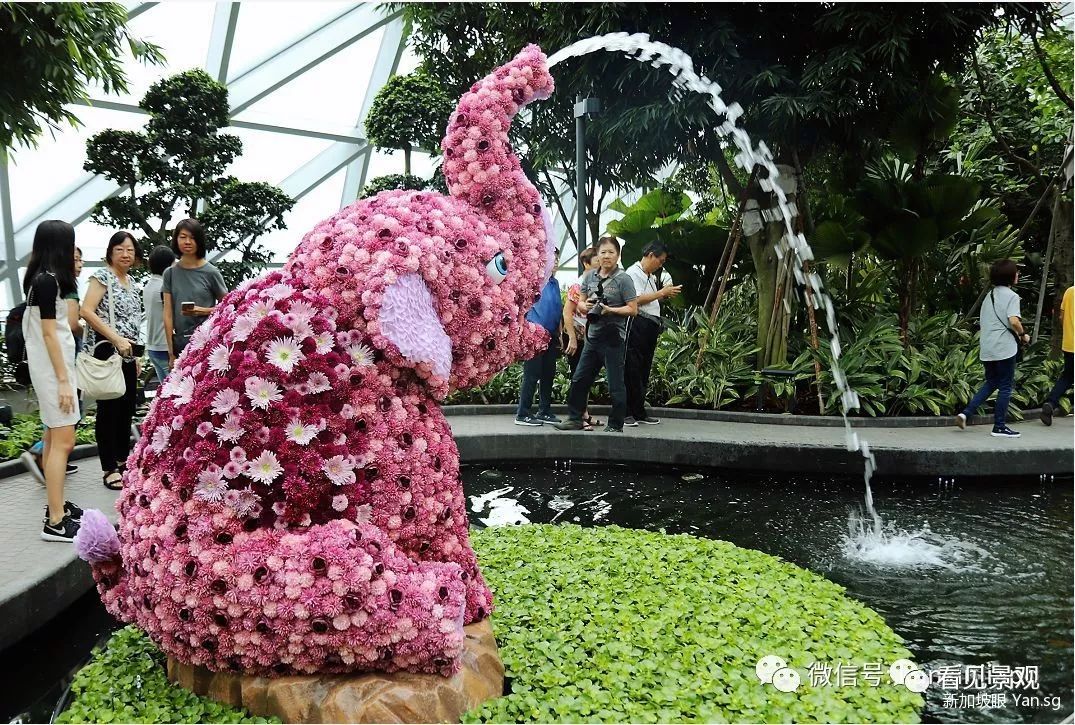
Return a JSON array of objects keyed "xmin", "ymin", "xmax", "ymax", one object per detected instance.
[{"xmin": 76, "ymin": 272, "xmax": 126, "ymax": 400}]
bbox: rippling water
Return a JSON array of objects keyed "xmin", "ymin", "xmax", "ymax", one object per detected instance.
[{"xmin": 464, "ymin": 463, "xmax": 1074, "ymax": 723}]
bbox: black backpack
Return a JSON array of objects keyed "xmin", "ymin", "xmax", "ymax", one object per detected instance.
[{"xmin": 5, "ymin": 302, "xmax": 31, "ymax": 386}]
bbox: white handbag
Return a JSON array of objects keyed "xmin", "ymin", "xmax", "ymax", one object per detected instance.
[{"xmin": 76, "ymin": 273, "xmax": 126, "ymax": 401}]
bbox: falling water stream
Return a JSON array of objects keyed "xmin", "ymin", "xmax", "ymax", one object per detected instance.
[{"xmin": 547, "ymin": 33, "xmax": 957, "ymax": 568}]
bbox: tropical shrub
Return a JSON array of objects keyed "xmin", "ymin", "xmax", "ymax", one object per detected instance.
[{"xmin": 0, "ymin": 411, "xmax": 95, "ymax": 460}]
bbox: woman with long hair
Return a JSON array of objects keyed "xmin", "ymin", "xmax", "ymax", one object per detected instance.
[
  {"xmin": 22, "ymin": 220, "xmax": 84, "ymax": 541},
  {"xmin": 162, "ymin": 218, "xmax": 227, "ymax": 368},
  {"xmin": 81, "ymin": 231, "xmax": 144, "ymax": 489}
]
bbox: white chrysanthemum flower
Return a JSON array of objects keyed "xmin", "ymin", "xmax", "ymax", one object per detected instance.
[
  {"xmin": 354, "ymin": 504, "xmax": 373, "ymax": 524},
  {"xmin": 216, "ymin": 412, "xmax": 244, "ymax": 443},
  {"xmin": 306, "ymin": 372, "xmax": 331, "ymax": 394},
  {"xmin": 322, "ymin": 455, "xmax": 355, "ymax": 486},
  {"xmin": 162, "ymin": 375, "xmax": 195, "ymax": 405},
  {"xmin": 208, "ymin": 344, "xmax": 232, "ymax": 374},
  {"xmin": 194, "ymin": 470, "xmax": 228, "ymax": 503},
  {"xmin": 348, "ymin": 343, "xmax": 375, "ymax": 367},
  {"xmin": 244, "ymin": 376, "xmax": 282, "ymax": 410},
  {"xmin": 211, "ymin": 388, "xmax": 241, "ymax": 416},
  {"xmin": 231, "ymin": 315, "xmax": 258, "ymax": 342},
  {"xmin": 313, "ymin": 332, "xmax": 334, "ymax": 355},
  {"xmin": 265, "ymin": 337, "xmax": 304, "ymax": 374},
  {"xmin": 247, "ymin": 450, "xmax": 283, "ymax": 485},
  {"xmin": 289, "ymin": 318, "xmax": 314, "ymax": 341},
  {"xmin": 150, "ymin": 425, "xmax": 171, "ymax": 453},
  {"xmin": 286, "ymin": 418, "xmax": 318, "ymax": 446}
]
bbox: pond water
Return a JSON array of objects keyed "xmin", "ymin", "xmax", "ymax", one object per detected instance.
[
  {"xmin": 6, "ymin": 465, "xmax": 1069, "ymax": 724},
  {"xmin": 463, "ymin": 463, "xmax": 1073, "ymax": 724}
]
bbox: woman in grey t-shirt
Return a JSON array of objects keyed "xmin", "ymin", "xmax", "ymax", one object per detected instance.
[
  {"xmin": 162, "ymin": 218, "xmax": 228, "ymax": 366},
  {"xmin": 957, "ymin": 259, "xmax": 1030, "ymax": 438}
]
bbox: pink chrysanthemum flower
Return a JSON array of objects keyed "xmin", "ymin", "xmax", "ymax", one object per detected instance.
[
  {"xmin": 229, "ymin": 446, "xmax": 247, "ymax": 463},
  {"xmin": 196, "ymin": 421, "xmax": 214, "ymax": 438},
  {"xmin": 265, "ymin": 337, "xmax": 304, "ymax": 374},
  {"xmin": 194, "ymin": 470, "xmax": 228, "ymax": 503},
  {"xmin": 286, "ymin": 418, "xmax": 318, "ymax": 446},
  {"xmin": 263, "ymin": 283, "xmax": 293, "ymax": 301},
  {"xmin": 222, "ymin": 460, "xmax": 244, "ymax": 479},
  {"xmin": 305, "ymin": 372, "xmax": 328, "ymax": 395},
  {"xmin": 211, "ymin": 388, "xmax": 241, "ymax": 416},
  {"xmin": 313, "ymin": 332, "xmax": 334, "ymax": 355},
  {"xmin": 322, "ymin": 455, "xmax": 355, "ymax": 486},
  {"xmin": 149, "ymin": 426, "xmax": 171, "ymax": 453},
  {"xmin": 161, "ymin": 374, "xmax": 194, "ymax": 405},
  {"xmin": 331, "ymin": 494, "xmax": 348, "ymax": 512},
  {"xmin": 231, "ymin": 315, "xmax": 258, "ymax": 342},
  {"xmin": 208, "ymin": 344, "xmax": 232, "ymax": 374},
  {"xmin": 245, "ymin": 377, "xmax": 283, "ymax": 410},
  {"xmin": 171, "ymin": 415, "xmax": 185, "ymax": 430},
  {"xmin": 249, "ymin": 300, "xmax": 273, "ymax": 319},
  {"xmin": 216, "ymin": 412, "xmax": 244, "ymax": 443},
  {"xmin": 247, "ymin": 450, "xmax": 283, "ymax": 484},
  {"xmin": 289, "ymin": 300, "xmax": 317, "ymax": 323},
  {"xmin": 226, "ymin": 487, "xmax": 261, "ymax": 518},
  {"xmin": 355, "ymin": 504, "xmax": 373, "ymax": 524}
]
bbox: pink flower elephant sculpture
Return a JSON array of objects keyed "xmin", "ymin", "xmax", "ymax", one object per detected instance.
[{"xmin": 75, "ymin": 45, "xmax": 556, "ymax": 677}]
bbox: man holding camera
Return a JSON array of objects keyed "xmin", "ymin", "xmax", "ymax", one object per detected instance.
[
  {"xmin": 555, "ymin": 236, "xmax": 638, "ymax": 432},
  {"xmin": 623, "ymin": 241, "xmax": 681, "ymax": 425}
]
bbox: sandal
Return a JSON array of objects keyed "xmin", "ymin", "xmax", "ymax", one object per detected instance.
[
  {"xmin": 584, "ymin": 415, "xmax": 602, "ymax": 428},
  {"xmin": 103, "ymin": 471, "xmax": 123, "ymax": 490},
  {"xmin": 582, "ymin": 421, "xmax": 594, "ymax": 432}
]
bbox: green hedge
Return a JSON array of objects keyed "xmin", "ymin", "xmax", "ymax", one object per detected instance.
[
  {"xmin": 59, "ymin": 524, "xmax": 921, "ymax": 723},
  {"xmin": 468, "ymin": 524, "xmax": 923, "ymax": 723},
  {"xmin": 0, "ymin": 411, "xmax": 95, "ymax": 460}
]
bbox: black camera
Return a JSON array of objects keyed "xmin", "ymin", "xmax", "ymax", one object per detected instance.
[{"xmin": 585, "ymin": 278, "xmax": 607, "ymax": 323}]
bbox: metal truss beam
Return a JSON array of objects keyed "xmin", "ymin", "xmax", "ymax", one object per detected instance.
[
  {"xmin": 342, "ymin": 16, "xmax": 407, "ymax": 205},
  {"xmin": 206, "ymin": 3, "xmax": 240, "ymax": 83},
  {"xmin": 227, "ymin": 4, "xmax": 401, "ymax": 115},
  {"xmin": 0, "ymin": 154, "xmax": 21, "ymax": 302}
]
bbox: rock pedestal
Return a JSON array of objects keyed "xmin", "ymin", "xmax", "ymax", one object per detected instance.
[{"xmin": 166, "ymin": 620, "xmax": 504, "ymax": 723}]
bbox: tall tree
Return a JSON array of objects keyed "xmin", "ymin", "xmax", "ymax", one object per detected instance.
[
  {"xmin": 364, "ymin": 69, "xmax": 453, "ymax": 175},
  {"xmin": 0, "ymin": 2, "xmax": 163, "ymax": 150},
  {"xmin": 83, "ymin": 70, "xmax": 294, "ymax": 289}
]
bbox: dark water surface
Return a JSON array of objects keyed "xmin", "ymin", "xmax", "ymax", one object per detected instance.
[{"xmin": 462, "ymin": 463, "xmax": 1073, "ymax": 724}]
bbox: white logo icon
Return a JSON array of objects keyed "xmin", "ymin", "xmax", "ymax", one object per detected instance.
[
  {"xmin": 889, "ymin": 658, "xmax": 917, "ymax": 686},
  {"xmin": 772, "ymin": 666, "xmax": 802, "ymax": 692},
  {"xmin": 756, "ymin": 655, "xmax": 788, "ymax": 684},
  {"xmin": 903, "ymin": 669, "xmax": 930, "ymax": 693}
]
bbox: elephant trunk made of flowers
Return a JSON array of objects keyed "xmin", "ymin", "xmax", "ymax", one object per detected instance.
[{"xmin": 75, "ymin": 45, "xmax": 555, "ymax": 678}]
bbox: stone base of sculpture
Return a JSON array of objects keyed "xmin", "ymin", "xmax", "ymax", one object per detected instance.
[{"xmin": 166, "ymin": 620, "xmax": 504, "ymax": 723}]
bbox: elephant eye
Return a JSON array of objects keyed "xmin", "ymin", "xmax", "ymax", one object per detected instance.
[{"xmin": 485, "ymin": 253, "xmax": 508, "ymax": 284}]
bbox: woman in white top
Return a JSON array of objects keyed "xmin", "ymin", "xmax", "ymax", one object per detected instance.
[
  {"xmin": 81, "ymin": 231, "xmax": 144, "ymax": 489},
  {"xmin": 22, "ymin": 220, "xmax": 84, "ymax": 542}
]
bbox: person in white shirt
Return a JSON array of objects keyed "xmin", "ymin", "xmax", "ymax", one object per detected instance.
[{"xmin": 623, "ymin": 241, "xmax": 681, "ymax": 425}]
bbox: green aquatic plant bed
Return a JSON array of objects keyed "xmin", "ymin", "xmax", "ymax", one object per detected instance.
[
  {"xmin": 57, "ymin": 627, "xmax": 277, "ymax": 724},
  {"xmin": 59, "ymin": 524, "xmax": 921, "ymax": 724},
  {"xmin": 467, "ymin": 524, "xmax": 924, "ymax": 723}
]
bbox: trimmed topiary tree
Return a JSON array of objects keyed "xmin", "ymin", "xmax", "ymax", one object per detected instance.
[
  {"xmin": 364, "ymin": 69, "xmax": 453, "ymax": 175},
  {"xmin": 358, "ymin": 173, "xmax": 429, "ymax": 199}
]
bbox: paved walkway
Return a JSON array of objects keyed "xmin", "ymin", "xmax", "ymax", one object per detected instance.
[{"xmin": 0, "ymin": 413, "xmax": 1071, "ymax": 650}]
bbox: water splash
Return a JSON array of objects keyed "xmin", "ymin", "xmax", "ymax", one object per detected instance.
[
  {"xmin": 841, "ymin": 513, "xmax": 996, "ymax": 572},
  {"xmin": 468, "ymin": 485, "xmax": 532, "ymax": 526},
  {"xmin": 548, "ymin": 33, "xmax": 923, "ymax": 566}
]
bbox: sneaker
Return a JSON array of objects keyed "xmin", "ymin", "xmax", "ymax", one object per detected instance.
[
  {"xmin": 534, "ymin": 412, "xmax": 561, "ymax": 424},
  {"xmin": 1040, "ymin": 402, "xmax": 1054, "ymax": 427},
  {"xmin": 553, "ymin": 419, "xmax": 585, "ymax": 431},
  {"xmin": 637, "ymin": 416, "xmax": 661, "ymax": 425},
  {"xmin": 602, "ymin": 425, "xmax": 624, "ymax": 432},
  {"xmin": 44, "ymin": 501, "xmax": 83, "ymax": 522},
  {"xmin": 991, "ymin": 425, "xmax": 1021, "ymax": 438},
  {"xmin": 514, "ymin": 415, "xmax": 543, "ymax": 427},
  {"xmin": 67, "ymin": 463, "xmax": 78, "ymax": 475},
  {"xmin": 20, "ymin": 451, "xmax": 45, "ymax": 485},
  {"xmin": 623, "ymin": 417, "xmax": 639, "ymax": 427},
  {"xmin": 41, "ymin": 513, "xmax": 80, "ymax": 542},
  {"xmin": 955, "ymin": 413, "xmax": 967, "ymax": 430}
]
